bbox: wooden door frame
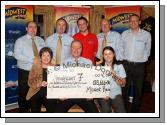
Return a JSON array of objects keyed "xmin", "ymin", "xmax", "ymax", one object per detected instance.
[{"xmin": 34, "ymin": 5, "xmax": 55, "ymax": 40}]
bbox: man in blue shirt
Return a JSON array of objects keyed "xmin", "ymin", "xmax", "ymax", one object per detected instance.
[
  {"xmin": 46, "ymin": 18, "xmax": 73, "ymax": 65},
  {"xmin": 56, "ymin": 40, "xmax": 99, "ymax": 112},
  {"xmin": 14, "ymin": 21, "xmax": 45, "ymax": 112},
  {"xmin": 122, "ymin": 14, "xmax": 151, "ymax": 113},
  {"xmin": 96, "ymin": 19, "xmax": 123, "ymax": 65}
]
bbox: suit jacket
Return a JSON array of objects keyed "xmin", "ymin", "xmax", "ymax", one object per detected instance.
[{"xmin": 26, "ymin": 57, "xmax": 43, "ymax": 100}]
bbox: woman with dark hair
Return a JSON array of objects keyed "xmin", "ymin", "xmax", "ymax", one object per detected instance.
[
  {"xmin": 26, "ymin": 47, "xmax": 57, "ymax": 112},
  {"xmin": 97, "ymin": 46, "xmax": 126, "ymax": 113}
]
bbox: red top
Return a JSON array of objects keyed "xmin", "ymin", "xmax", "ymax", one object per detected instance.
[{"xmin": 73, "ymin": 32, "xmax": 98, "ymax": 64}]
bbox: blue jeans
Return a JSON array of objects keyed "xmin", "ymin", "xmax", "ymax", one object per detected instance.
[
  {"xmin": 98, "ymin": 98, "xmax": 111, "ymax": 112},
  {"xmin": 98, "ymin": 95, "xmax": 126, "ymax": 113}
]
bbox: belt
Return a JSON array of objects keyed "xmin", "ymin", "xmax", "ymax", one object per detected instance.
[{"xmin": 125, "ymin": 60, "xmax": 144, "ymax": 65}]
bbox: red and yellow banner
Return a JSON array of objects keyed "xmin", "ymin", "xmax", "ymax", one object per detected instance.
[
  {"xmin": 54, "ymin": 6, "xmax": 90, "ymax": 36},
  {"xmin": 105, "ymin": 6, "xmax": 141, "ymax": 33},
  {"xmin": 5, "ymin": 5, "xmax": 33, "ymax": 22}
]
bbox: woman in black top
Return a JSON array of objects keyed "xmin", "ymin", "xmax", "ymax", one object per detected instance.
[{"xmin": 28, "ymin": 47, "xmax": 57, "ymax": 112}]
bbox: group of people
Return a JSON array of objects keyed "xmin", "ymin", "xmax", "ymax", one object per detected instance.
[{"xmin": 14, "ymin": 14, "xmax": 151, "ymax": 113}]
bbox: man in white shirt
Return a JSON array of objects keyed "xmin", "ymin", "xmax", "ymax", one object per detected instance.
[
  {"xmin": 14, "ymin": 21, "xmax": 45, "ymax": 112},
  {"xmin": 56, "ymin": 40, "xmax": 99, "ymax": 113},
  {"xmin": 122, "ymin": 14, "xmax": 151, "ymax": 113},
  {"xmin": 96, "ymin": 19, "xmax": 123, "ymax": 65}
]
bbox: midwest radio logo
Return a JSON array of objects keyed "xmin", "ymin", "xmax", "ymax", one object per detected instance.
[
  {"xmin": 5, "ymin": 7, "xmax": 27, "ymax": 19},
  {"xmin": 61, "ymin": 14, "xmax": 83, "ymax": 23},
  {"xmin": 109, "ymin": 13, "xmax": 135, "ymax": 25}
]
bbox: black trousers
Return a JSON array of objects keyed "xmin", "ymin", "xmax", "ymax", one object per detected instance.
[
  {"xmin": 55, "ymin": 99, "xmax": 99, "ymax": 113},
  {"xmin": 18, "ymin": 68, "xmax": 30, "ymax": 112},
  {"xmin": 29, "ymin": 88, "xmax": 58, "ymax": 113},
  {"xmin": 122, "ymin": 61, "xmax": 145, "ymax": 113}
]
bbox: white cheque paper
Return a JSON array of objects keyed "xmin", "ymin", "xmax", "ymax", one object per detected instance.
[{"xmin": 47, "ymin": 66, "xmax": 111, "ymax": 98}]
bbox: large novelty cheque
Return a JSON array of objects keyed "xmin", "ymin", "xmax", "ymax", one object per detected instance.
[{"xmin": 47, "ymin": 66, "xmax": 111, "ymax": 98}]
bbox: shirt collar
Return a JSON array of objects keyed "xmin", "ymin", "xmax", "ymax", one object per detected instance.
[
  {"xmin": 129, "ymin": 28, "xmax": 141, "ymax": 33},
  {"xmin": 102, "ymin": 31, "xmax": 110, "ymax": 36},
  {"xmin": 26, "ymin": 34, "xmax": 36, "ymax": 40},
  {"xmin": 79, "ymin": 32, "xmax": 90, "ymax": 37},
  {"xmin": 104, "ymin": 62, "xmax": 116, "ymax": 68},
  {"xmin": 70, "ymin": 56, "xmax": 81, "ymax": 62},
  {"xmin": 56, "ymin": 33, "xmax": 64, "ymax": 37}
]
